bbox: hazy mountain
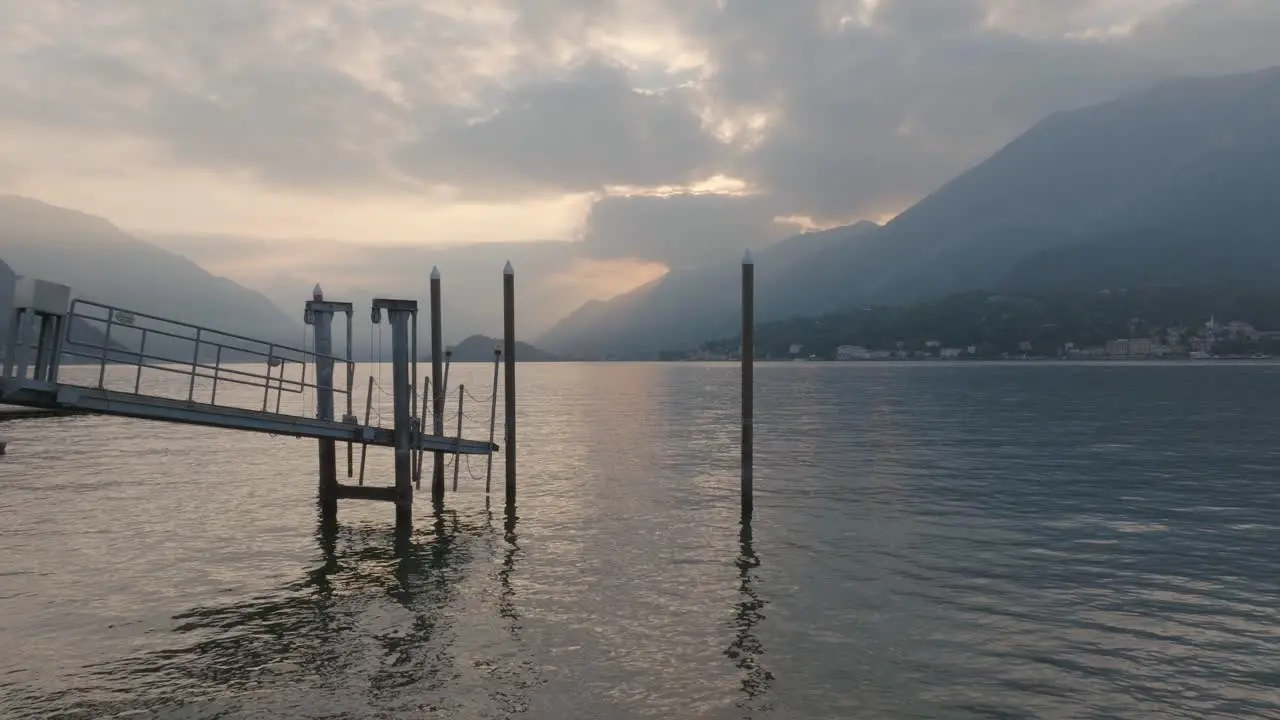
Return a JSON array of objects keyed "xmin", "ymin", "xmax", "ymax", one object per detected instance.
[
  {"xmin": 449, "ymin": 334, "xmax": 559, "ymax": 362},
  {"xmin": 0, "ymin": 197, "xmax": 301, "ymax": 359},
  {"xmin": 542, "ymin": 66, "xmax": 1280, "ymax": 357},
  {"xmin": 836, "ymin": 65, "xmax": 1280, "ymax": 303},
  {"xmin": 539, "ymin": 220, "xmax": 880, "ymax": 358}
]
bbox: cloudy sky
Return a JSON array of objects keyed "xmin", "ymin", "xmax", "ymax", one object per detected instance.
[{"xmin": 3, "ymin": 0, "xmax": 1280, "ymax": 334}]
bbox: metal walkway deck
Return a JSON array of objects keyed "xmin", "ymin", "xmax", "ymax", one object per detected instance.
[
  {"xmin": 0, "ymin": 379, "xmax": 494, "ymax": 454},
  {"xmin": 0, "ymin": 403, "xmax": 90, "ymax": 422},
  {"xmin": 0, "ymin": 295, "xmax": 496, "ymax": 456}
]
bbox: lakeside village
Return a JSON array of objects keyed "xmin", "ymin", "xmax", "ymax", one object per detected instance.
[{"xmin": 677, "ymin": 315, "xmax": 1280, "ymax": 362}]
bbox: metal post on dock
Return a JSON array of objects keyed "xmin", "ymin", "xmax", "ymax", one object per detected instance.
[
  {"xmin": 8, "ymin": 279, "xmax": 70, "ymax": 383},
  {"xmin": 305, "ymin": 285, "xmax": 352, "ymax": 522},
  {"xmin": 1, "ymin": 308, "xmax": 20, "ymax": 379},
  {"xmin": 309, "ymin": 285, "xmax": 338, "ymax": 521},
  {"xmin": 430, "ymin": 267, "xmax": 446, "ymax": 505},
  {"xmin": 373, "ymin": 298, "xmax": 418, "ymax": 529},
  {"xmin": 32, "ymin": 314, "xmax": 57, "ymax": 382},
  {"xmin": 741, "ymin": 250, "xmax": 754, "ymax": 519},
  {"xmin": 503, "ymin": 261, "xmax": 517, "ymax": 507}
]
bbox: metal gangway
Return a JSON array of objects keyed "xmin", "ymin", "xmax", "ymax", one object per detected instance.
[{"xmin": 1, "ymin": 295, "xmax": 490, "ymax": 456}]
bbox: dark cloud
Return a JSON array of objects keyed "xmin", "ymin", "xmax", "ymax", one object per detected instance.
[
  {"xmin": 683, "ymin": 0, "xmax": 1162, "ymax": 222},
  {"xmin": 400, "ymin": 58, "xmax": 721, "ymax": 198},
  {"xmin": 6, "ymin": 0, "xmax": 1280, "ymax": 270}
]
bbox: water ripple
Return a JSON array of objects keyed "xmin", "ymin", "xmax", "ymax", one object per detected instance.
[{"xmin": 1, "ymin": 362, "xmax": 1278, "ymax": 717}]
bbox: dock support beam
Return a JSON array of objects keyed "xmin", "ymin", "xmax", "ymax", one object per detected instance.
[
  {"xmin": 305, "ymin": 286, "xmax": 353, "ymax": 522},
  {"xmin": 741, "ymin": 250, "xmax": 754, "ymax": 520},
  {"xmin": 430, "ymin": 267, "xmax": 445, "ymax": 506},
  {"xmin": 503, "ymin": 261, "xmax": 517, "ymax": 509},
  {"xmin": 374, "ymin": 298, "xmax": 419, "ymax": 529},
  {"xmin": 309, "ymin": 286, "xmax": 339, "ymax": 521}
]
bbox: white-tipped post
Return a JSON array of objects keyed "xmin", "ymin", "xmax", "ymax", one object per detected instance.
[
  {"xmin": 743, "ymin": 249, "xmax": 754, "ymax": 265},
  {"xmin": 503, "ymin": 261, "xmax": 517, "ymax": 508},
  {"xmin": 430, "ymin": 266, "xmax": 445, "ymax": 503}
]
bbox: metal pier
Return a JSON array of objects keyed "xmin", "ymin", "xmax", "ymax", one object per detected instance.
[
  {"xmin": 0, "ymin": 382, "xmax": 492, "ymax": 454},
  {"xmin": 0, "ymin": 278, "xmax": 500, "ymax": 528}
]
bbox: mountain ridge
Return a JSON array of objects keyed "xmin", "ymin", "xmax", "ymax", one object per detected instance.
[
  {"xmin": 540, "ymin": 65, "xmax": 1280, "ymax": 357},
  {"xmin": 537, "ymin": 219, "xmax": 881, "ymax": 357},
  {"xmin": 0, "ymin": 196, "xmax": 302, "ymax": 351}
]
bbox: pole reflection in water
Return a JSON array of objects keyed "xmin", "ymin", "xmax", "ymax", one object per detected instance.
[
  {"xmin": 726, "ymin": 520, "xmax": 772, "ymax": 715},
  {"xmin": 475, "ymin": 500, "xmax": 540, "ymax": 715},
  {"xmin": 61, "ymin": 507, "xmax": 527, "ymax": 717},
  {"xmin": 499, "ymin": 507, "xmax": 521, "ymax": 636}
]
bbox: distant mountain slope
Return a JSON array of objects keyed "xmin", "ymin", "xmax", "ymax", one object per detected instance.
[
  {"xmin": 827, "ymin": 65, "xmax": 1280, "ymax": 305},
  {"xmin": 542, "ymin": 66, "xmax": 1280, "ymax": 357},
  {"xmin": 0, "ymin": 197, "xmax": 301, "ymax": 352},
  {"xmin": 449, "ymin": 334, "xmax": 559, "ymax": 362},
  {"xmin": 539, "ymin": 220, "xmax": 880, "ymax": 358}
]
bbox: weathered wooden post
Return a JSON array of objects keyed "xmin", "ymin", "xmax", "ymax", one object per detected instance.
[
  {"xmin": 373, "ymin": 298, "xmax": 417, "ymax": 529},
  {"xmin": 410, "ymin": 307, "xmax": 420, "ymax": 489},
  {"xmin": 741, "ymin": 250, "xmax": 754, "ymax": 519},
  {"xmin": 453, "ymin": 384, "xmax": 464, "ymax": 491},
  {"xmin": 486, "ymin": 347, "xmax": 500, "ymax": 494},
  {"xmin": 343, "ymin": 304, "xmax": 356, "ymax": 478},
  {"xmin": 430, "ymin": 266, "xmax": 446, "ymax": 505},
  {"xmin": 503, "ymin": 261, "xmax": 517, "ymax": 506}
]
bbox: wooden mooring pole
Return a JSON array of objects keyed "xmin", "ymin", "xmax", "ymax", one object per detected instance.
[
  {"xmin": 741, "ymin": 250, "xmax": 754, "ymax": 520},
  {"xmin": 430, "ymin": 267, "xmax": 446, "ymax": 505},
  {"xmin": 453, "ymin": 385, "xmax": 464, "ymax": 491},
  {"xmin": 503, "ymin": 262, "xmax": 517, "ymax": 508},
  {"xmin": 486, "ymin": 347, "xmax": 499, "ymax": 494}
]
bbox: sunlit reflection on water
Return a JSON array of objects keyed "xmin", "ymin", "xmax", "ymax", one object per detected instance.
[{"xmin": 1, "ymin": 362, "xmax": 1279, "ymax": 718}]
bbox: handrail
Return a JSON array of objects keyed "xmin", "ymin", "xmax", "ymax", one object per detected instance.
[
  {"xmin": 69, "ymin": 299, "xmax": 343, "ymax": 364},
  {"xmin": 62, "ymin": 299, "xmax": 353, "ymax": 414}
]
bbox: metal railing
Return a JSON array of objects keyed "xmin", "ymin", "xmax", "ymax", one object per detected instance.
[{"xmin": 62, "ymin": 299, "xmax": 352, "ymax": 414}]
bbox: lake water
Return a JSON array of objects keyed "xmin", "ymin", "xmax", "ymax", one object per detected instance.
[{"xmin": 2, "ymin": 362, "xmax": 1279, "ymax": 719}]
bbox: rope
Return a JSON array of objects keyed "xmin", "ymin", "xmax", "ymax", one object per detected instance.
[
  {"xmin": 463, "ymin": 386, "xmax": 496, "ymax": 404},
  {"xmin": 360, "ymin": 377, "xmax": 500, "ymax": 437}
]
